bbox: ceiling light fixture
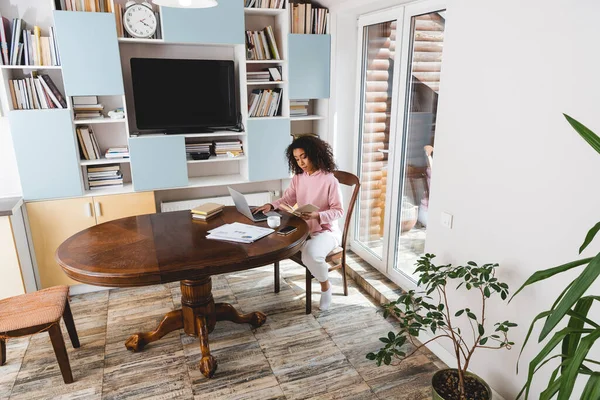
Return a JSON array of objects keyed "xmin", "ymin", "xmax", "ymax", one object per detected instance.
[{"xmin": 152, "ymin": 0, "xmax": 217, "ymax": 8}]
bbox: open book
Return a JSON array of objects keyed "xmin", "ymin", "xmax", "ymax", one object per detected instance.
[{"xmin": 279, "ymin": 203, "xmax": 319, "ymax": 216}]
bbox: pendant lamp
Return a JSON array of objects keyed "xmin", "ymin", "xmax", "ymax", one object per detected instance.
[{"xmin": 152, "ymin": 0, "xmax": 217, "ymax": 8}]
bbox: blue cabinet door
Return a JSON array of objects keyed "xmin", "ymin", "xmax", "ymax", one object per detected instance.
[
  {"xmin": 53, "ymin": 11, "xmax": 124, "ymax": 96},
  {"xmin": 9, "ymin": 110, "xmax": 82, "ymax": 200},
  {"xmin": 289, "ymin": 34, "xmax": 331, "ymax": 99},
  {"xmin": 161, "ymin": 0, "xmax": 244, "ymax": 45},
  {"xmin": 247, "ymin": 119, "xmax": 290, "ymax": 182},
  {"xmin": 129, "ymin": 136, "xmax": 188, "ymax": 191}
]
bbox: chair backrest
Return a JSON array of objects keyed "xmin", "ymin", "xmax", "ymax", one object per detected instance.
[
  {"xmin": 333, "ymin": 170, "xmax": 360, "ymax": 252},
  {"xmin": 424, "ymin": 145, "xmax": 434, "ymax": 169}
]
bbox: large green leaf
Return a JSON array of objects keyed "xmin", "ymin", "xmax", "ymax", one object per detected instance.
[
  {"xmin": 561, "ymin": 297, "xmax": 595, "ymax": 372},
  {"xmin": 510, "ymin": 257, "xmax": 593, "ymax": 301},
  {"xmin": 563, "ymin": 113, "xmax": 600, "ymax": 154},
  {"xmin": 523, "ymin": 327, "xmax": 592, "ymax": 399},
  {"xmin": 557, "ymin": 328, "xmax": 600, "ymax": 400},
  {"xmin": 539, "ymin": 370, "xmax": 561, "ymax": 400},
  {"xmin": 540, "ymin": 252, "xmax": 600, "ymax": 341},
  {"xmin": 579, "ymin": 222, "xmax": 600, "ymax": 254},
  {"xmin": 517, "ymin": 310, "xmax": 552, "ymax": 373},
  {"xmin": 581, "ymin": 372, "xmax": 600, "ymax": 400}
]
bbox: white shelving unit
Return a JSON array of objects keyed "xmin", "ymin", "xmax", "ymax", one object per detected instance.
[
  {"xmin": 246, "ymin": 60, "xmax": 286, "ymax": 64},
  {"xmin": 186, "ymin": 156, "xmax": 247, "ymax": 164},
  {"xmin": 290, "ymin": 115, "xmax": 326, "ymax": 121},
  {"xmin": 80, "ymin": 157, "xmax": 131, "ymax": 166},
  {"xmin": 0, "ymin": 65, "xmax": 62, "ymax": 69},
  {"xmin": 1, "ymin": 0, "xmax": 330, "ymax": 200},
  {"xmin": 73, "ymin": 117, "xmax": 127, "ymax": 125},
  {"xmin": 247, "ymin": 80, "xmax": 286, "ymax": 85}
]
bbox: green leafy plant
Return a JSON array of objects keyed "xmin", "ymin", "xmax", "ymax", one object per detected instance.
[
  {"xmin": 367, "ymin": 254, "xmax": 516, "ymax": 400},
  {"xmin": 512, "ymin": 114, "xmax": 600, "ymax": 400}
]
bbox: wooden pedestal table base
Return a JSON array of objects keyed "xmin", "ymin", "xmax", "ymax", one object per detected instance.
[{"xmin": 123, "ymin": 277, "xmax": 266, "ymax": 378}]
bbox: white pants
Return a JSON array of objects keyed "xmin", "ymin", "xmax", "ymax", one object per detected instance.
[{"xmin": 301, "ymin": 232, "xmax": 340, "ymax": 282}]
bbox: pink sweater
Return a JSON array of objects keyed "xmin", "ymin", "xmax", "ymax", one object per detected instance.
[{"xmin": 271, "ymin": 171, "xmax": 344, "ymax": 238}]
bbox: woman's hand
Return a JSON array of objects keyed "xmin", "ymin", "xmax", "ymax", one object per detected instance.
[
  {"xmin": 253, "ymin": 203, "xmax": 273, "ymax": 214},
  {"xmin": 300, "ymin": 211, "xmax": 320, "ymax": 222}
]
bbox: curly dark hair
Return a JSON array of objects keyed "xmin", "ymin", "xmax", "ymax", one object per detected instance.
[{"xmin": 286, "ymin": 135, "xmax": 337, "ymax": 175}]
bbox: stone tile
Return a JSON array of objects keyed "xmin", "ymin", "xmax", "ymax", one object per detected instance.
[
  {"xmin": 101, "ymin": 285, "xmax": 193, "ymax": 400},
  {"xmin": 185, "ymin": 339, "xmax": 278, "ymax": 399},
  {"xmin": 0, "ymin": 337, "xmax": 30, "ymax": 399},
  {"xmin": 304, "ymin": 382, "xmax": 377, "ymax": 400}
]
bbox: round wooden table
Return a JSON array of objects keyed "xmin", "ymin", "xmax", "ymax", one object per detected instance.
[{"xmin": 56, "ymin": 206, "xmax": 309, "ymax": 378}]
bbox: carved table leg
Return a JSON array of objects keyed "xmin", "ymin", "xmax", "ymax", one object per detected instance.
[
  {"xmin": 196, "ymin": 315, "xmax": 217, "ymax": 378},
  {"xmin": 125, "ymin": 310, "xmax": 183, "ymax": 352},
  {"xmin": 123, "ymin": 276, "xmax": 267, "ymax": 378},
  {"xmin": 215, "ymin": 303, "xmax": 267, "ymax": 328}
]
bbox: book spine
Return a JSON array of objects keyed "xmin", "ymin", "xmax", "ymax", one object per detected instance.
[{"xmin": 40, "ymin": 74, "xmax": 67, "ymax": 108}]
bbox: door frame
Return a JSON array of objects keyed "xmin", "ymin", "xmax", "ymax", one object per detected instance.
[
  {"xmin": 350, "ymin": 6, "xmax": 405, "ymax": 273},
  {"xmin": 350, "ymin": 0, "xmax": 446, "ymax": 290},
  {"xmin": 386, "ymin": 0, "xmax": 447, "ymax": 290}
]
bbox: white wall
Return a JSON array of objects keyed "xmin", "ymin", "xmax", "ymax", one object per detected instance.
[
  {"xmin": 427, "ymin": 0, "xmax": 600, "ymax": 397},
  {"xmin": 329, "ymin": 0, "xmax": 600, "ymax": 398},
  {"xmin": 0, "ymin": 118, "xmax": 21, "ymax": 196}
]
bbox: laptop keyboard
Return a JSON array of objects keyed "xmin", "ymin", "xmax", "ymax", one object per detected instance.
[{"xmin": 253, "ymin": 210, "xmax": 267, "ymax": 220}]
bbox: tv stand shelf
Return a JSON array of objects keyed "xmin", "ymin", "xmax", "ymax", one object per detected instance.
[{"xmin": 186, "ymin": 156, "xmax": 247, "ymax": 164}]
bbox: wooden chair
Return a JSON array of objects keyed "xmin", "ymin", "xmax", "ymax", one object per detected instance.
[
  {"xmin": 0, "ymin": 285, "xmax": 80, "ymax": 384},
  {"xmin": 274, "ymin": 170, "xmax": 361, "ymax": 313}
]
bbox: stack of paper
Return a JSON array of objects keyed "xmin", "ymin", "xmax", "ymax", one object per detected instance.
[{"xmin": 207, "ymin": 222, "xmax": 274, "ymax": 244}]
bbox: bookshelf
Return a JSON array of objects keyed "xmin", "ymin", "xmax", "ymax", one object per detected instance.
[{"xmin": 1, "ymin": 0, "xmax": 331, "ymax": 201}]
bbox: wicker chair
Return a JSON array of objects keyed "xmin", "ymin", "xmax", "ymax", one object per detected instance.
[
  {"xmin": 0, "ymin": 286, "xmax": 80, "ymax": 384},
  {"xmin": 274, "ymin": 170, "xmax": 360, "ymax": 313}
]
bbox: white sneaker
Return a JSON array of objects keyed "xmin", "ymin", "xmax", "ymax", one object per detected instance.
[{"xmin": 319, "ymin": 286, "xmax": 333, "ymax": 311}]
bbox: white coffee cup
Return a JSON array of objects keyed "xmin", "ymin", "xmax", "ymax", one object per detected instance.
[{"xmin": 267, "ymin": 215, "xmax": 281, "ymax": 228}]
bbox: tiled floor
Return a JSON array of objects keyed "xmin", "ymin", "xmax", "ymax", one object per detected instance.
[{"xmin": 1, "ymin": 259, "xmax": 443, "ymax": 400}]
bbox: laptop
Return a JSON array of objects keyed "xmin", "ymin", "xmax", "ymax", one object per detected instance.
[{"xmin": 228, "ymin": 187, "xmax": 278, "ymax": 222}]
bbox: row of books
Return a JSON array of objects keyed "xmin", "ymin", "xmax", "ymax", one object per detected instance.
[
  {"xmin": 248, "ymin": 88, "xmax": 283, "ymax": 118},
  {"xmin": 290, "ymin": 2, "xmax": 329, "ymax": 34},
  {"xmin": 245, "ymin": 0, "xmax": 285, "ymax": 9},
  {"xmin": 76, "ymin": 126, "xmax": 101, "ymax": 161},
  {"xmin": 8, "ymin": 74, "xmax": 66, "ymax": 110},
  {"xmin": 191, "ymin": 202, "xmax": 224, "ymax": 222},
  {"xmin": 56, "ymin": 0, "xmax": 118, "ymax": 12},
  {"xmin": 86, "ymin": 164, "xmax": 123, "ymax": 190},
  {"xmin": 246, "ymin": 26, "xmax": 281, "ymax": 60},
  {"xmin": 214, "ymin": 140, "xmax": 244, "ymax": 157},
  {"xmin": 105, "ymin": 146, "xmax": 130, "ymax": 159},
  {"xmin": 74, "ymin": 103, "xmax": 104, "ymax": 120},
  {"xmin": 0, "ymin": 16, "xmax": 61, "ymax": 66},
  {"xmin": 290, "ymin": 99, "xmax": 309, "ymax": 116},
  {"xmin": 247, "ymin": 66, "xmax": 282, "ymax": 82},
  {"xmin": 186, "ymin": 142, "xmax": 212, "ymax": 160}
]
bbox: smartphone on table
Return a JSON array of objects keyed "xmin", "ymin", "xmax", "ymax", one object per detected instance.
[{"xmin": 277, "ymin": 225, "xmax": 297, "ymax": 235}]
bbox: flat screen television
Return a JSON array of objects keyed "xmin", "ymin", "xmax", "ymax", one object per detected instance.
[{"xmin": 130, "ymin": 58, "xmax": 238, "ymax": 133}]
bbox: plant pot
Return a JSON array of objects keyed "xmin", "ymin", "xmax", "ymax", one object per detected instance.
[{"xmin": 431, "ymin": 369, "xmax": 492, "ymax": 400}]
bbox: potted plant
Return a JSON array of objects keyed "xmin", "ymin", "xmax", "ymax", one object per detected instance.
[
  {"xmin": 512, "ymin": 114, "xmax": 600, "ymax": 400},
  {"xmin": 367, "ymin": 254, "xmax": 517, "ymax": 400}
]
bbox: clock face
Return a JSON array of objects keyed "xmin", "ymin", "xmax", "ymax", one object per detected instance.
[{"xmin": 124, "ymin": 4, "xmax": 157, "ymax": 39}]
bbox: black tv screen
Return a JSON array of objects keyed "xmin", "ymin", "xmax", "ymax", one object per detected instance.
[{"xmin": 130, "ymin": 58, "xmax": 238, "ymax": 132}]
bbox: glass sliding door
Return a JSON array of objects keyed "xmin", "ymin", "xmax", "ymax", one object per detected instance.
[
  {"xmin": 390, "ymin": 8, "xmax": 446, "ymax": 283},
  {"xmin": 351, "ymin": 0, "xmax": 445, "ymax": 285},
  {"xmin": 352, "ymin": 10, "xmax": 403, "ymax": 269}
]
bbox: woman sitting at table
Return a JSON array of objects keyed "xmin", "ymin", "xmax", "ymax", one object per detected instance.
[{"xmin": 253, "ymin": 135, "xmax": 343, "ymax": 311}]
